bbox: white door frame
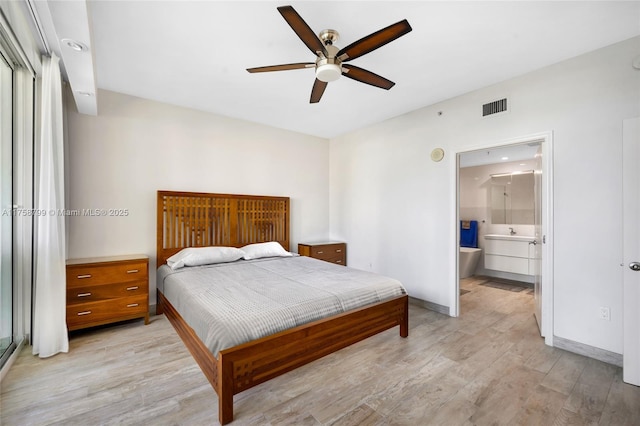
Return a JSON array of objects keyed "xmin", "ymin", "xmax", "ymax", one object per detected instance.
[
  {"xmin": 623, "ymin": 117, "xmax": 639, "ymax": 385},
  {"xmin": 451, "ymin": 131, "xmax": 554, "ymax": 346}
]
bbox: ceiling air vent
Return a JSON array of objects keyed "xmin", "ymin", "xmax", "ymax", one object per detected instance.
[{"xmin": 482, "ymin": 98, "xmax": 508, "ymax": 117}]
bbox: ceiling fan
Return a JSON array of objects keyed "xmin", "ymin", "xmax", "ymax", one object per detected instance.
[{"xmin": 247, "ymin": 5, "xmax": 412, "ymax": 103}]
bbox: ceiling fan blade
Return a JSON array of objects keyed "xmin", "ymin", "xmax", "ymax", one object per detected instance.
[
  {"xmin": 310, "ymin": 78, "xmax": 327, "ymax": 103},
  {"xmin": 247, "ymin": 62, "xmax": 314, "ymax": 73},
  {"xmin": 278, "ymin": 6, "xmax": 328, "ymax": 58},
  {"xmin": 337, "ymin": 19, "xmax": 412, "ymax": 62},
  {"xmin": 342, "ymin": 64, "xmax": 395, "ymax": 90}
]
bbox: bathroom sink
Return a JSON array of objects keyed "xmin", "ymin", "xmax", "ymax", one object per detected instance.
[{"xmin": 484, "ymin": 234, "xmax": 536, "ymax": 242}]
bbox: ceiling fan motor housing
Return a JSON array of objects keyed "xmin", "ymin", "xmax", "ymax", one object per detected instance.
[
  {"xmin": 316, "ymin": 44, "xmax": 341, "ymax": 82},
  {"xmin": 319, "ymin": 29, "xmax": 340, "ymax": 45}
]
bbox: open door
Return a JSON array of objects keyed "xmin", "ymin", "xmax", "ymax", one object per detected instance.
[
  {"xmin": 623, "ymin": 117, "xmax": 640, "ymax": 386},
  {"xmin": 533, "ymin": 145, "xmax": 543, "ymax": 335}
]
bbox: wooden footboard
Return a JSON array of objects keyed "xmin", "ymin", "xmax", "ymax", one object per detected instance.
[{"xmin": 158, "ymin": 290, "xmax": 409, "ymax": 424}]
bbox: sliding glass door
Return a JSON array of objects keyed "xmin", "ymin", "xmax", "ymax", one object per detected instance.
[{"xmin": 0, "ymin": 50, "xmax": 13, "ymax": 366}]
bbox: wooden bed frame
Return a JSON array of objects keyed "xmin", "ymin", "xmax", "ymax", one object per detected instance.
[{"xmin": 156, "ymin": 190, "xmax": 409, "ymax": 424}]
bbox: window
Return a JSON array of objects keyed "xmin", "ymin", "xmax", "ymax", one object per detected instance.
[
  {"xmin": 0, "ymin": 44, "xmax": 14, "ymax": 368},
  {"xmin": 0, "ymin": 11, "xmax": 35, "ymax": 372}
]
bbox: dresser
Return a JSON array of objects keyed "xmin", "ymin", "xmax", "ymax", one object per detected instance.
[
  {"xmin": 298, "ymin": 242, "xmax": 347, "ymax": 266},
  {"xmin": 66, "ymin": 254, "xmax": 149, "ymax": 331}
]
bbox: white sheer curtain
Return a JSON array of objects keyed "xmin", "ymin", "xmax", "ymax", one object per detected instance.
[{"xmin": 32, "ymin": 54, "xmax": 68, "ymax": 358}]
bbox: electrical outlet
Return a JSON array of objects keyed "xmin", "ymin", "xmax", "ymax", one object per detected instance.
[{"xmin": 598, "ymin": 307, "xmax": 611, "ymax": 321}]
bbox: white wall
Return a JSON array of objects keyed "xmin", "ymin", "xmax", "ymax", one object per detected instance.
[
  {"xmin": 65, "ymin": 89, "xmax": 330, "ymax": 305},
  {"xmin": 330, "ymin": 36, "xmax": 640, "ymax": 355}
]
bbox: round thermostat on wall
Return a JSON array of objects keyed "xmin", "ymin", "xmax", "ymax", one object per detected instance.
[{"xmin": 430, "ymin": 148, "xmax": 445, "ymax": 162}]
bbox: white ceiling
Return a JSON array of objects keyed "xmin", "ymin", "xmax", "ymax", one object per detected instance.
[
  {"xmin": 459, "ymin": 142, "xmax": 540, "ymax": 168},
  {"xmin": 40, "ymin": 1, "xmax": 640, "ymax": 139}
]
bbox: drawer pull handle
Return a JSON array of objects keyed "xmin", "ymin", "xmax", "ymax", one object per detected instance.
[
  {"xmin": 77, "ymin": 274, "xmax": 92, "ymax": 279},
  {"xmin": 77, "ymin": 311, "xmax": 92, "ymax": 316},
  {"xmin": 126, "ymin": 269, "xmax": 139, "ymax": 274},
  {"xmin": 126, "ymin": 286, "xmax": 139, "ymax": 291},
  {"xmin": 317, "ymin": 251, "xmax": 324, "ymax": 254},
  {"xmin": 336, "ymin": 249, "xmax": 342, "ymax": 252},
  {"xmin": 127, "ymin": 303, "xmax": 139, "ymax": 308},
  {"xmin": 77, "ymin": 292, "xmax": 92, "ymax": 297},
  {"xmin": 336, "ymin": 260, "xmax": 342, "ymax": 263}
]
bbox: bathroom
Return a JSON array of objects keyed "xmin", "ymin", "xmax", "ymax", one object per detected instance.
[{"xmin": 458, "ymin": 143, "xmax": 541, "ymax": 286}]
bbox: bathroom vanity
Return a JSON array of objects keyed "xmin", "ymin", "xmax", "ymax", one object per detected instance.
[{"xmin": 484, "ymin": 234, "xmax": 537, "ymax": 276}]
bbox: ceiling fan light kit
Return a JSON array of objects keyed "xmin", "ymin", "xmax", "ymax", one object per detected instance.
[
  {"xmin": 247, "ymin": 5, "xmax": 412, "ymax": 103},
  {"xmin": 316, "ymin": 61, "xmax": 342, "ymax": 82}
]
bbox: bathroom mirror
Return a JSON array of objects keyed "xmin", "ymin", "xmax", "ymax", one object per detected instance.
[{"xmin": 490, "ymin": 171, "xmax": 535, "ymax": 224}]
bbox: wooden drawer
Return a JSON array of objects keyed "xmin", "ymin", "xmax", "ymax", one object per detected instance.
[
  {"xmin": 67, "ymin": 281, "xmax": 148, "ymax": 304},
  {"xmin": 67, "ymin": 261, "xmax": 148, "ymax": 288},
  {"xmin": 66, "ymin": 294, "xmax": 148, "ymax": 330},
  {"xmin": 298, "ymin": 242, "xmax": 347, "ymax": 266},
  {"xmin": 321, "ymin": 254, "xmax": 345, "ymax": 265},
  {"xmin": 310, "ymin": 245, "xmax": 344, "ymax": 258}
]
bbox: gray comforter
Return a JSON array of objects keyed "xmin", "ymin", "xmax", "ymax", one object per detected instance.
[{"xmin": 157, "ymin": 255, "xmax": 406, "ymax": 357}]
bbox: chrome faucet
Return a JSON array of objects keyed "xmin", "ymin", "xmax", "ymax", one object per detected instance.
[{"xmin": 509, "ymin": 227, "xmax": 516, "ymax": 235}]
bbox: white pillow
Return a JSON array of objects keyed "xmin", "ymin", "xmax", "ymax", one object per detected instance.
[
  {"xmin": 241, "ymin": 242, "xmax": 292, "ymax": 260},
  {"xmin": 167, "ymin": 246, "xmax": 245, "ymax": 270}
]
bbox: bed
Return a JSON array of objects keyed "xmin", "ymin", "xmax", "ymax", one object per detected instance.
[{"xmin": 156, "ymin": 191, "xmax": 409, "ymax": 424}]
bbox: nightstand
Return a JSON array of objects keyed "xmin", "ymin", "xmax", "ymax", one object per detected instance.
[
  {"xmin": 298, "ymin": 242, "xmax": 347, "ymax": 266},
  {"xmin": 66, "ymin": 254, "xmax": 149, "ymax": 331}
]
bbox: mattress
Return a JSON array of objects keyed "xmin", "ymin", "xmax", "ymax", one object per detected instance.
[{"xmin": 157, "ymin": 255, "xmax": 406, "ymax": 357}]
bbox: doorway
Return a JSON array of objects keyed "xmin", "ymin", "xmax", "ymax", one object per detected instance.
[{"xmin": 454, "ymin": 133, "xmax": 553, "ymax": 345}]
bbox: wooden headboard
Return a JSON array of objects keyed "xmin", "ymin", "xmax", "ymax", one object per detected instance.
[{"xmin": 157, "ymin": 191, "xmax": 290, "ymax": 266}]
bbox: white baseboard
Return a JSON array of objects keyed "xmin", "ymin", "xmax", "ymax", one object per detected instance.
[
  {"xmin": 409, "ymin": 296, "xmax": 450, "ymax": 316},
  {"xmin": 554, "ymin": 335, "xmax": 623, "ymax": 367}
]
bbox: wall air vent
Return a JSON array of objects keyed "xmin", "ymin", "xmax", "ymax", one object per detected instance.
[{"xmin": 482, "ymin": 98, "xmax": 508, "ymax": 117}]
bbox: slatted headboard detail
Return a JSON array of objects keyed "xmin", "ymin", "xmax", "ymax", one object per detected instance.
[{"xmin": 157, "ymin": 191, "xmax": 290, "ymax": 266}]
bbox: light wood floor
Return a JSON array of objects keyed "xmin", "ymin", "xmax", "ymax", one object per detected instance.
[{"xmin": 2, "ymin": 276, "xmax": 639, "ymax": 425}]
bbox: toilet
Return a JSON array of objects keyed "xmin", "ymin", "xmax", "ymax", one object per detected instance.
[{"xmin": 459, "ymin": 220, "xmax": 482, "ymax": 278}]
